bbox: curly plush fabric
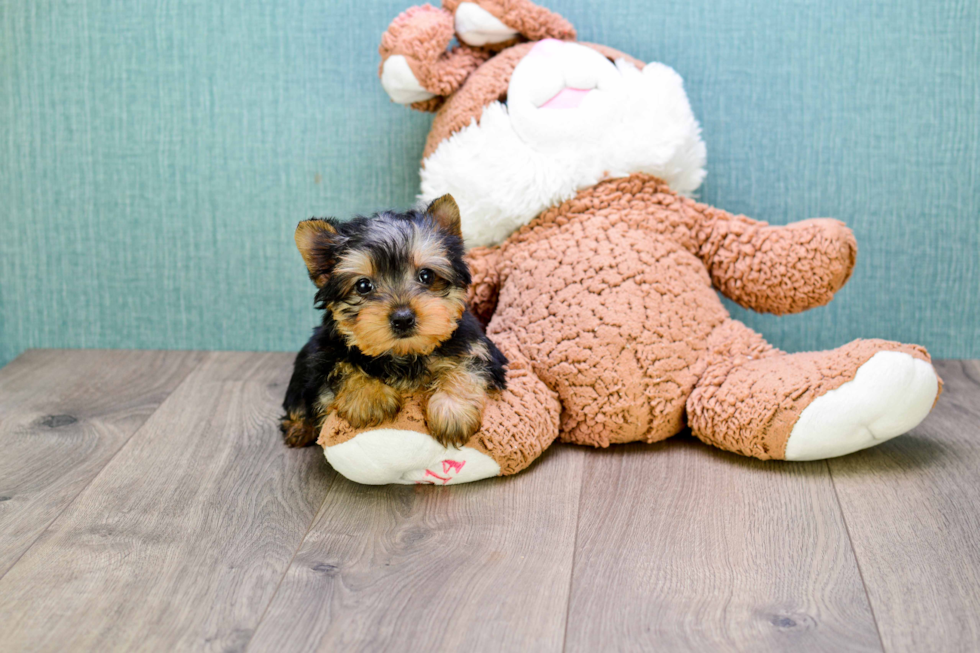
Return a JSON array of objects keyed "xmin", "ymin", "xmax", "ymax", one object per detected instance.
[
  {"xmin": 474, "ymin": 173, "xmax": 857, "ymax": 447},
  {"xmin": 694, "ymin": 212, "xmax": 857, "ymax": 315}
]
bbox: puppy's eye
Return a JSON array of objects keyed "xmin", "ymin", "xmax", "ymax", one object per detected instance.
[
  {"xmin": 417, "ymin": 268, "xmax": 435, "ymax": 286},
  {"xmin": 355, "ymin": 278, "xmax": 374, "ymax": 295}
]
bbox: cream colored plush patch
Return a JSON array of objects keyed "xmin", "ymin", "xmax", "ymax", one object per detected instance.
[
  {"xmin": 324, "ymin": 428, "xmax": 501, "ymax": 485},
  {"xmin": 784, "ymin": 351, "xmax": 940, "ymax": 461},
  {"xmin": 454, "ymin": 2, "xmax": 519, "ymax": 46},
  {"xmin": 381, "ymin": 55, "xmax": 437, "ymax": 104}
]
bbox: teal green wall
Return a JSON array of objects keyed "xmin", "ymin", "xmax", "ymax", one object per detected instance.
[{"xmin": 2, "ymin": 0, "xmax": 978, "ymax": 368}]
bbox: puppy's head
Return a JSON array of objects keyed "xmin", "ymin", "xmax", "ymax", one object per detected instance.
[{"xmin": 295, "ymin": 194, "xmax": 470, "ymax": 357}]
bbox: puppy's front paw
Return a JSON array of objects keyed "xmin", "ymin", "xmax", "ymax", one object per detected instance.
[
  {"xmin": 426, "ymin": 390, "xmax": 483, "ymax": 448},
  {"xmin": 335, "ymin": 383, "xmax": 402, "ymax": 429},
  {"xmin": 280, "ymin": 414, "xmax": 318, "ymax": 448}
]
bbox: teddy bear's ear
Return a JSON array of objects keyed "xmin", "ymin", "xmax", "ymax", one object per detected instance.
[
  {"xmin": 295, "ymin": 218, "xmax": 340, "ymax": 287},
  {"xmin": 443, "ymin": 0, "xmax": 576, "ymax": 47},
  {"xmin": 379, "ymin": 5, "xmax": 492, "ymax": 112},
  {"xmin": 426, "ymin": 194, "xmax": 462, "ymax": 237}
]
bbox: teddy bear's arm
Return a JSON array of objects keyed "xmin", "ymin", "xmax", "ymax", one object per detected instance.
[
  {"xmin": 691, "ymin": 203, "xmax": 858, "ymax": 315},
  {"xmin": 463, "ymin": 246, "xmax": 502, "ymax": 326},
  {"xmin": 443, "ymin": 0, "xmax": 576, "ymax": 46},
  {"xmin": 380, "ymin": 5, "xmax": 492, "ymax": 112}
]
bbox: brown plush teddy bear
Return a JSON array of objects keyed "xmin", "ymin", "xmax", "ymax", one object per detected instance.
[{"xmin": 318, "ymin": 0, "xmax": 941, "ymax": 485}]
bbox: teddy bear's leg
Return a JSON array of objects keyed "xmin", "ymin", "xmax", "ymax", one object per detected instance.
[
  {"xmin": 319, "ymin": 334, "xmax": 560, "ymax": 485},
  {"xmin": 686, "ymin": 320, "xmax": 942, "ymax": 461}
]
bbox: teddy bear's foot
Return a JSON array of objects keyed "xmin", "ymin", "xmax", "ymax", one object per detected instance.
[
  {"xmin": 324, "ymin": 428, "xmax": 500, "ymax": 485},
  {"xmin": 783, "ymin": 351, "xmax": 939, "ymax": 461},
  {"xmin": 688, "ymin": 321, "xmax": 943, "ymax": 461}
]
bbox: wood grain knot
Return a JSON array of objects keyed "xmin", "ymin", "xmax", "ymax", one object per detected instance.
[
  {"xmin": 38, "ymin": 414, "xmax": 78, "ymax": 428},
  {"xmin": 766, "ymin": 610, "xmax": 816, "ymax": 631}
]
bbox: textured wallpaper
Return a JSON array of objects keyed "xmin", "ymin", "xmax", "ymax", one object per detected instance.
[{"xmin": 1, "ymin": 0, "xmax": 978, "ymax": 367}]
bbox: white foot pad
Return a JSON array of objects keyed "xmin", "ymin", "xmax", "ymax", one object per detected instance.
[
  {"xmin": 784, "ymin": 351, "xmax": 939, "ymax": 461},
  {"xmin": 324, "ymin": 429, "xmax": 500, "ymax": 485},
  {"xmin": 454, "ymin": 2, "xmax": 519, "ymax": 46},
  {"xmin": 380, "ymin": 55, "xmax": 437, "ymax": 105}
]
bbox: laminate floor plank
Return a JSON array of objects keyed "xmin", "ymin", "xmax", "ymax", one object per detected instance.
[
  {"xmin": 828, "ymin": 359, "xmax": 980, "ymax": 653},
  {"xmin": 0, "ymin": 352, "xmax": 334, "ymax": 652},
  {"xmin": 247, "ymin": 444, "xmax": 585, "ymax": 653},
  {"xmin": 564, "ymin": 439, "xmax": 882, "ymax": 652},
  {"xmin": 0, "ymin": 349, "xmax": 204, "ymax": 576}
]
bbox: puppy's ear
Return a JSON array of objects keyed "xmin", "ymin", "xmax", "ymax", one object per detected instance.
[
  {"xmin": 426, "ymin": 194, "xmax": 462, "ymax": 238},
  {"xmin": 295, "ymin": 218, "xmax": 339, "ymax": 287}
]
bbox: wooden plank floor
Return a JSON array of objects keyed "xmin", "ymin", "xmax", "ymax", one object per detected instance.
[{"xmin": 0, "ymin": 351, "xmax": 977, "ymax": 652}]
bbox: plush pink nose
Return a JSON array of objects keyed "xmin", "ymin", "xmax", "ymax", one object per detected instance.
[
  {"xmin": 540, "ymin": 87, "xmax": 591, "ymax": 109},
  {"xmin": 528, "ymin": 39, "xmax": 593, "ymax": 109},
  {"xmin": 529, "ymin": 38, "xmax": 564, "ymax": 57}
]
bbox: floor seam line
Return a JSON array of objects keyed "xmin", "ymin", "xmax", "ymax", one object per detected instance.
[
  {"xmin": 243, "ymin": 470, "xmax": 337, "ymax": 653},
  {"xmin": 561, "ymin": 449, "xmax": 587, "ymax": 653},
  {"xmin": 827, "ymin": 459, "xmax": 888, "ymax": 653}
]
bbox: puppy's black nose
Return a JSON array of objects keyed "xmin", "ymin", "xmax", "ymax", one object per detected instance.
[{"xmin": 389, "ymin": 308, "xmax": 416, "ymax": 334}]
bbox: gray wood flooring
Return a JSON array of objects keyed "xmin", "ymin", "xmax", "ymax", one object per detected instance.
[{"xmin": 0, "ymin": 350, "xmax": 977, "ymax": 652}]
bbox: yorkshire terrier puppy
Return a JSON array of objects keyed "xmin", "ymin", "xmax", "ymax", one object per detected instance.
[{"xmin": 281, "ymin": 194, "xmax": 507, "ymax": 450}]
